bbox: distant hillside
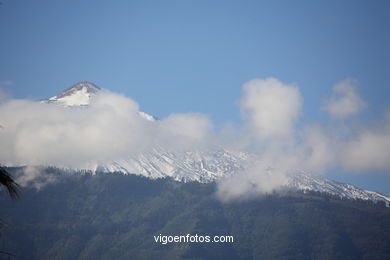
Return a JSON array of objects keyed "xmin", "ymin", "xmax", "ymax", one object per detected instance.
[{"xmin": 0, "ymin": 170, "xmax": 389, "ymax": 260}]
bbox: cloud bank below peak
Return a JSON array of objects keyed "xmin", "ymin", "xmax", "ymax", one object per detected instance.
[
  {"xmin": 0, "ymin": 90, "xmax": 213, "ymax": 169},
  {"xmin": 0, "ymin": 77, "xmax": 389, "ymax": 199}
]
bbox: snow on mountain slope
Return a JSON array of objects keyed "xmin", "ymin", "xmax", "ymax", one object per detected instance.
[
  {"xmin": 288, "ymin": 172, "xmax": 390, "ymax": 206},
  {"xmin": 99, "ymin": 145, "xmax": 249, "ymax": 183},
  {"xmin": 43, "ymin": 81, "xmax": 390, "ymax": 206},
  {"xmin": 99, "ymin": 150, "xmax": 390, "ymax": 206}
]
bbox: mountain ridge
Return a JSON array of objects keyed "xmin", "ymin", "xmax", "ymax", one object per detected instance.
[{"xmin": 38, "ymin": 81, "xmax": 390, "ymax": 206}]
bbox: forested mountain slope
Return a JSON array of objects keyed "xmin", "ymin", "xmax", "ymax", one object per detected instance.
[{"xmin": 0, "ymin": 171, "xmax": 389, "ymax": 260}]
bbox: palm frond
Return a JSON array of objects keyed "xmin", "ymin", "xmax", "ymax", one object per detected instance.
[{"xmin": 0, "ymin": 167, "xmax": 20, "ymax": 199}]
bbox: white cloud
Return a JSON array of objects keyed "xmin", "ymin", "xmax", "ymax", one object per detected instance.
[
  {"xmin": 0, "ymin": 90, "xmax": 213, "ymax": 169},
  {"xmin": 323, "ymin": 78, "xmax": 365, "ymax": 118},
  {"xmin": 0, "ymin": 81, "xmax": 13, "ymax": 103},
  {"xmin": 340, "ymin": 112, "xmax": 390, "ymax": 172},
  {"xmin": 159, "ymin": 113, "xmax": 212, "ymax": 142},
  {"xmin": 216, "ymin": 151, "xmax": 302, "ymax": 202},
  {"xmin": 217, "ymin": 78, "xmax": 304, "ymax": 201},
  {"xmin": 301, "ymin": 125, "xmax": 336, "ymax": 173},
  {"xmin": 240, "ymin": 77, "xmax": 302, "ymax": 141},
  {"xmin": 217, "ymin": 77, "xmax": 389, "ymax": 202}
]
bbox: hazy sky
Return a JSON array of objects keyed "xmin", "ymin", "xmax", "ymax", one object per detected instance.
[{"xmin": 1, "ymin": 0, "xmax": 389, "ymax": 194}]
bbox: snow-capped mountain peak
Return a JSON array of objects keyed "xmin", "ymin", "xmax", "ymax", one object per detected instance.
[
  {"xmin": 46, "ymin": 81, "xmax": 156, "ymax": 121},
  {"xmin": 48, "ymin": 81, "xmax": 100, "ymax": 106}
]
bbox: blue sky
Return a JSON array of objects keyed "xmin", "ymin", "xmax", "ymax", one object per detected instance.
[{"xmin": 1, "ymin": 0, "xmax": 389, "ymax": 194}]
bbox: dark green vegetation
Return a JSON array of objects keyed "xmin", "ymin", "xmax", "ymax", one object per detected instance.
[
  {"xmin": 0, "ymin": 169, "xmax": 389, "ymax": 260},
  {"xmin": 0, "ymin": 167, "xmax": 19, "ymax": 199}
]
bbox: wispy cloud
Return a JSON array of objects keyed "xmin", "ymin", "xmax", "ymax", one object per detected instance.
[
  {"xmin": 340, "ymin": 112, "xmax": 390, "ymax": 172},
  {"xmin": 0, "ymin": 80, "xmax": 13, "ymax": 88},
  {"xmin": 217, "ymin": 77, "xmax": 389, "ymax": 202},
  {"xmin": 0, "ymin": 80, "xmax": 13, "ymax": 102},
  {"xmin": 323, "ymin": 78, "xmax": 365, "ymax": 118}
]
